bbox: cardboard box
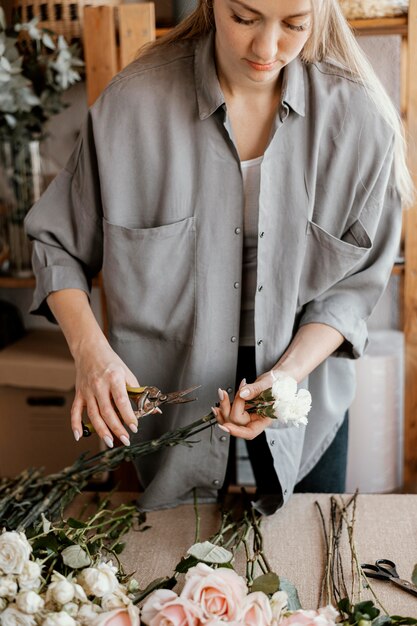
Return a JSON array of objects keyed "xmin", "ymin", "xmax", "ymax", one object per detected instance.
[{"xmin": 0, "ymin": 330, "xmax": 104, "ymax": 478}]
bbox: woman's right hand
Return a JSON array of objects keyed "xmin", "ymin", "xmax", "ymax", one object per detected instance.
[{"xmin": 71, "ymin": 336, "xmax": 140, "ymax": 448}]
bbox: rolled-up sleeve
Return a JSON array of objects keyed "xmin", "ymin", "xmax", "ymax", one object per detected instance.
[
  {"xmin": 298, "ymin": 139, "xmax": 402, "ymax": 359},
  {"xmin": 24, "ymin": 112, "xmax": 103, "ymax": 322}
]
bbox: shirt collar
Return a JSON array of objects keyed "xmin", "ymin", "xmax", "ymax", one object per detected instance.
[
  {"xmin": 194, "ymin": 31, "xmax": 306, "ymax": 120},
  {"xmin": 194, "ymin": 32, "xmax": 225, "ymax": 120}
]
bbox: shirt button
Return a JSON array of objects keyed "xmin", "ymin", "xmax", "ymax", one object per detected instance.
[
  {"xmin": 259, "ymin": 231, "xmax": 264, "ymax": 238},
  {"xmin": 231, "ymin": 336, "xmax": 237, "ymax": 343},
  {"xmin": 258, "ymin": 285, "xmax": 263, "ymax": 292},
  {"xmin": 257, "ymin": 339, "xmax": 263, "ymax": 346},
  {"xmin": 270, "ymin": 439, "xmax": 275, "ymax": 446},
  {"xmin": 235, "ymin": 227, "xmax": 241, "ymax": 234},
  {"xmin": 226, "ymin": 387, "xmax": 233, "ymax": 394},
  {"xmin": 234, "ymin": 282, "xmax": 240, "ymax": 289},
  {"xmin": 284, "ymin": 489, "xmax": 288, "ymax": 495},
  {"xmin": 213, "ymin": 479, "xmax": 220, "ymax": 486},
  {"xmin": 220, "ymin": 435, "xmax": 227, "ymax": 442}
]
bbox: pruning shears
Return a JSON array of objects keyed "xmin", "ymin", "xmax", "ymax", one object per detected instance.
[{"xmin": 81, "ymin": 384, "xmax": 199, "ymax": 437}]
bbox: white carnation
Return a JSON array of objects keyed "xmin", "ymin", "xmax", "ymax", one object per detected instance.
[
  {"xmin": 43, "ymin": 612, "xmax": 77, "ymax": 626},
  {"xmin": 273, "ymin": 388, "xmax": 312, "ymax": 427},
  {"xmin": 0, "ymin": 575, "xmax": 18, "ymax": 598},
  {"xmin": 0, "ymin": 532, "xmax": 32, "ymax": 575},
  {"xmin": 16, "ymin": 591, "xmax": 44, "ymax": 615},
  {"xmin": 0, "ymin": 597, "xmax": 7, "ymax": 611},
  {"xmin": 17, "ymin": 561, "xmax": 42, "ymax": 591},
  {"xmin": 77, "ymin": 563, "xmax": 118, "ymax": 597},
  {"xmin": 0, "ymin": 606, "xmax": 36, "ymax": 626},
  {"xmin": 271, "ymin": 372, "xmax": 297, "ymax": 401}
]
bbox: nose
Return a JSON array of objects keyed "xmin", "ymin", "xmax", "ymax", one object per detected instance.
[{"xmin": 251, "ymin": 24, "xmax": 280, "ymax": 62}]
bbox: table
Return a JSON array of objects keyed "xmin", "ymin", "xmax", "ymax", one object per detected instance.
[{"xmin": 69, "ymin": 493, "xmax": 417, "ymax": 617}]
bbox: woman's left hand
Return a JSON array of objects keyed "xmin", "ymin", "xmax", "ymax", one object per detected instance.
[{"xmin": 214, "ymin": 372, "xmax": 273, "ymax": 440}]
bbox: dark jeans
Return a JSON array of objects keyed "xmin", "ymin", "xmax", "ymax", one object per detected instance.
[{"xmin": 233, "ymin": 346, "xmax": 349, "ymax": 497}]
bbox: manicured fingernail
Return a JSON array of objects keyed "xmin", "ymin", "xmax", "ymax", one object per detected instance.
[
  {"xmin": 73, "ymin": 430, "xmax": 80, "ymax": 442},
  {"xmin": 104, "ymin": 435, "xmax": 114, "ymax": 448},
  {"xmin": 120, "ymin": 435, "xmax": 130, "ymax": 447},
  {"xmin": 218, "ymin": 424, "xmax": 230, "ymax": 432},
  {"xmin": 129, "ymin": 422, "xmax": 138, "ymax": 433},
  {"xmin": 240, "ymin": 388, "xmax": 250, "ymax": 398},
  {"xmin": 155, "ymin": 408, "xmax": 163, "ymax": 414},
  {"xmin": 211, "ymin": 406, "xmax": 218, "ymax": 417},
  {"xmin": 218, "ymin": 388, "xmax": 225, "ymax": 402},
  {"xmin": 239, "ymin": 378, "xmax": 246, "ymax": 389}
]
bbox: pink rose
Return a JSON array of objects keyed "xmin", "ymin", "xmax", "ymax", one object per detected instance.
[
  {"xmin": 240, "ymin": 591, "xmax": 272, "ymax": 626},
  {"xmin": 181, "ymin": 563, "xmax": 247, "ymax": 622},
  {"xmin": 280, "ymin": 605, "xmax": 339, "ymax": 626},
  {"xmin": 92, "ymin": 606, "xmax": 140, "ymax": 626},
  {"xmin": 141, "ymin": 589, "xmax": 202, "ymax": 626}
]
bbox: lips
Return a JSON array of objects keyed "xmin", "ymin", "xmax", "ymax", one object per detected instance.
[{"xmin": 245, "ymin": 59, "xmax": 279, "ymax": 71}]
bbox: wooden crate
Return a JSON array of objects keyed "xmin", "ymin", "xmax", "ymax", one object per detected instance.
[{"xmin": 83, "ymin": 3, "xmax": 155, "ymax": 105}]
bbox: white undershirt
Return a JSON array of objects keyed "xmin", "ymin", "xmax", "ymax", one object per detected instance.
[{"xmin": 240, "ymin": 156, "xmax": 263, "ymax": 347}]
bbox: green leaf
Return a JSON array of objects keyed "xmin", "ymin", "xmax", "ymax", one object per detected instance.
[
  {"xmin": 411, "ymin": 564, "xmax": 417, "ymax": 587},
  {"xmin": 390, "ymin": 617, "xmax": 417, "ymax": 625},
  {"xmin": 112, "ymin": 542, "xmax": 125, "ymax": 555},
  {"xmin": 66, "ymin": 518, "xmax": 87, "ymax": 528},
  {"xmin": 338, "ymin": 598, "xmax": 351, "ymax": 614},
  {"xmin": 279, "ymin": 578, "xmax": 302, "ymax": 610},
  {"xmin": 250, "ymin": 572, "xmax": 280, "ymax": 595},
  {"xmin": 373, "ymin": 617, "xmax": 392, "ymax": 626},
  {"xmin": 61, "ymin": 545, "xmax": 91, "ymax": 569},
  {"xmin": 175, "ymin": 555, "xmax": 199, "ymax": 574},
  {"xmin": 354, "ymin": 600, "xmax": 380, "ymax": 620},
  {"xmin": 133, "ymin": 576, "xmax": 177, "ymax": 604},
  {"xmin": 187, "ymin": 541, "xmax": 233, "ymax": 564}
]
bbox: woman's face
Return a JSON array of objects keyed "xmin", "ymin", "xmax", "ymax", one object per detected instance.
[{"xmin": 213, "ymin": 0, "xmax": 313, "ymax": 89}]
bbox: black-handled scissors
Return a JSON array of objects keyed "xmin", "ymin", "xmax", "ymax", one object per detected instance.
[{"xmin": 361, "ymin": 559, "xmax": 417, "ymax": 598}]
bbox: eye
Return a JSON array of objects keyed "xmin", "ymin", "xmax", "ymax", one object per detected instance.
[
  {"xmin": 231, "ymin": 13, "xmax": 257, "ymax": 26},
  {"xmin": 285, "ymin": 22, "xmax": 309, "ymax": 32}
]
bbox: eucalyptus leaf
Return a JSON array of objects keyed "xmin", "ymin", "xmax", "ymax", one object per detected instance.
[
  {"xmin": 250, "ymin": 572, "xmax": 280, "ymax": 595},
  {"xmin": 66, "ymin": 518, "xmax": 87, "ymax": 529},
  {"xmin": 279, "ymin": 578, "xmax": 302, "ymax": 610},
  {"xmin": 61, "ymin": 545, "xmax": 91, "ymax": 569},
  {"xmin": 187, "ymin": 541, "xmax": 233, "ymax": 564}
]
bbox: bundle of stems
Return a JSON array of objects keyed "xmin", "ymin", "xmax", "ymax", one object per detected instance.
[{"xmin": 0, "ymin": 412, "xmax": 216, "ymax": 532}]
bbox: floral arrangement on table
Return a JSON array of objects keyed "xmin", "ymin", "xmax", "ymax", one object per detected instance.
[
  {"xmin": 0, "ymin": 379, "xmax": 416, "ymax": 625},
  {"xmin": 0, "ymin": 7, "xmax": 83, "ymax": 142}
]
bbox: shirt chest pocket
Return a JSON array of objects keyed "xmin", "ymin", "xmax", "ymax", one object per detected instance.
[
  {"xmin": 297, "ymin": 219, "xmax": 372, "ymax": 307},
  {"xmin": 102, "ymin": 216, "xmax": 196, "ymax": 346}
]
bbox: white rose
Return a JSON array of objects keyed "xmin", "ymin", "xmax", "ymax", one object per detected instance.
[
  {"xmin": 16, "ymin": 591, "xmax": 44, "ymax": 614},
  {"xmin": 0, "ymin": 533, "xmax": 32, "ymax": 575},
  {"xmin": 42, "ymin": 612, "xmax": 77, "ymax": 626},
  {"xmin": 0, "ymin": 597, "xmax": 8, "ymax": 611},
  {"xmin": 17, "ymin": 561, "xmax": 42, "ymax": 591},
  {"xmin": 92, "ymin": 605, "xmax": 140, "ymax": 626},
  {"xmin": 0, "ymin": 576, "xmax": 18, "ymax": 598},
  {"xmin": 0, "ymin": 606, "xmax": 36, "ymax": 626},
  {"xmin": 101, "ymin": 589, "xmax": 129, "ymax": 611},
  {"xmin": 77, "ymin": 603, "xmax": 101, "ymax": 625},
  {"xmin": 77, "ymin": 563, "xmax": 118, "ymax": 597},
  {"xmin": 48, "ymin": 580, "xmax": 75, "ymax": 605},
  {"xmin": 270, "ymin": 590, "xmax": 288, "ymax": 624},
  {"xmin": 62, "ymin": 602, "xmax": 79, "ymax": 618},
  {"xmin": 271, "ymin": 373, "xmax": 297, "ymax": 402}
]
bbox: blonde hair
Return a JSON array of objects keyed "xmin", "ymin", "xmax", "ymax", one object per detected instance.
[{"xmin": 141, "ymin": 0, "xmax": 414, "ymax": 206}]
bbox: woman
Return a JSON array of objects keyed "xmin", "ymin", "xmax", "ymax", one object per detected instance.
[{"xmin": 25, "ymin": 0, "xmax": 413, "ymax": 513}]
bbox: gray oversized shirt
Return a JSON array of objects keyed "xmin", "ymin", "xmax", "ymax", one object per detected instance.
[{"xmin": 25, "ymin": 32, "xmax": 401, "ymax": 512}]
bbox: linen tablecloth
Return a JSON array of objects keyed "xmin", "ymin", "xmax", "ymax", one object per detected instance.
[{"xmin": 68, "ymin": 493, "xmax": 417, "ymax": 616}]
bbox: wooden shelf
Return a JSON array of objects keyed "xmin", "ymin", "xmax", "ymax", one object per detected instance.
[{"xmin": 348, "ymin": 16, "xmax": 408, "ymax": 36}]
